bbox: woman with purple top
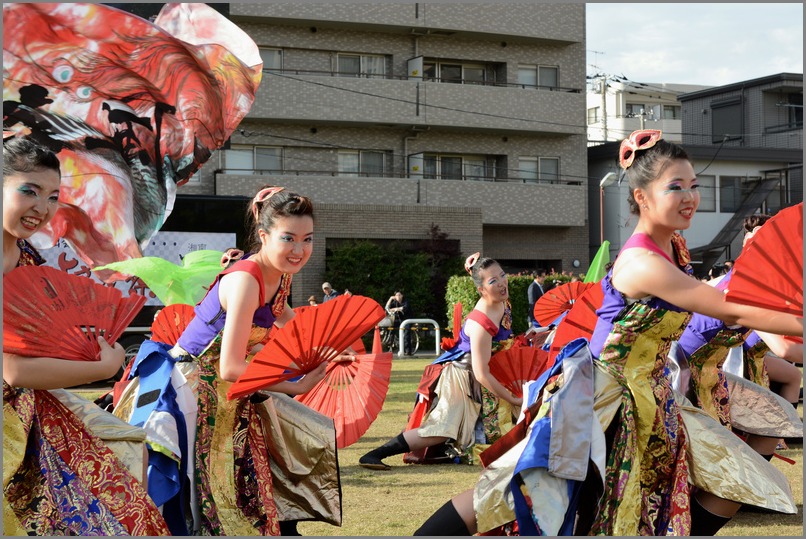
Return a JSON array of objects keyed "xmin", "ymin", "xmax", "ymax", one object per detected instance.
[
  {"xmin": 413, "ymin": 130, "xmax": 801, "ymax": 536},
  {"xmin": 115, "ymin": 186, "xmax": 342, "ymax": 536}
]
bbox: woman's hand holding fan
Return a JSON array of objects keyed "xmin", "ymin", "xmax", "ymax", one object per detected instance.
[
  {"xmin": 3, "ymin": 265, "xmax": 146, "ymax": 361},
  {"xmin": 227, "ymin": 294, "xmax": 386, "ymax": 400}
]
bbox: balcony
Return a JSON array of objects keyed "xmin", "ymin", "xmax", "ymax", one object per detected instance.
[
  {"xmin": 248, "ymin": 70, "xmax": 585, "ymax": 136},
  {"xmin": 213, "ymin": 172, "xmax": 586, "ymax": 227}
]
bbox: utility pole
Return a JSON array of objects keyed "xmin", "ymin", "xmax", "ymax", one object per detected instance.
[{"xmin": 600, "ymin": 75, "xmax": 608, "ymax": 141}]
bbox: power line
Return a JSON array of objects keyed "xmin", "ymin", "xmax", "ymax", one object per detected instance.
[{"xmin": 265, "ymin": 71, "xmax": 587, "ymax": 134}]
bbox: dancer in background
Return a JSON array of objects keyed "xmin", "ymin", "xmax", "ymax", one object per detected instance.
[
  {"xmin": 360, "ymin": 254, "xmax": 520, "ymax": 471},
  {"xmin": 415, "ymin": 130, "xmax": 801, "ymax": 536},
  {"xmin": 3, "ymin": 135, "xmax": 169, "ymax": 536}
]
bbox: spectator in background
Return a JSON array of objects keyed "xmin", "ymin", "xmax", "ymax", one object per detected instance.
[
  {"xmin": 526, "ymin": 269, "xmax": 546, "ymax": 325},
  {"xmin": 385, "ymin": 291, "xmax": 413, "ymax": 355},
  {"xmin": 308, "ymin": 295, "xmax": 318, "ymax": 306},
  {"xmin": 322, "ymin": 281, "xmax": 339, "ymax": 302}
]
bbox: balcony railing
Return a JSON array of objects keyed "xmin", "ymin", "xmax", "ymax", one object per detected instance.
[
  {"xmin": 263, "ymin": 68, "xmax": 582, "ymax": 93},
  {"xmin": 215, "ymin": 168, "xmax": 583, "ymax": 185}
]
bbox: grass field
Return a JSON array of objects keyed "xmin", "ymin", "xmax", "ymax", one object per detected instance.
[{"xmin": 71, "ymin": 356, "xmax": 803, "ymax": 536}]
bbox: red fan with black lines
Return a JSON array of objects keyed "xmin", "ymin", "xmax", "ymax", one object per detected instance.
[
  {"xmin": 150, "ymin": 303, "xmax": 196, "ymax": 346},
  {"xmin": 227, "ymin": 294, "xmax": 386, "ymax": 400},
  {"xmin": 533, "ymin": 281, "xmax": 595, "ymax": 327},
  {"xmin": 548, "ymin": 282, "xmax": 604, "ymax": 361},
  {"xmin": 3, "ymin": 265, "xmax": 145, "ymax": 360},
  {"xmin": 296, "ymin": 327, "xmax": 393, "ymax": 448},
  {"xmin": 489, "ymin": 343, "xmax": 552, "ymax": 399},
  {"xmin": 725, "ymin": 202, "xmax": 803, "ymax": 317}
]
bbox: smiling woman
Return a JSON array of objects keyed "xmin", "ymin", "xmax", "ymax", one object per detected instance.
[
  {"xmin": 2, "ymin": 135, "xmax": 169, "ymax": 536},
  {"xmin": 112, "ymin": 185, "xmax": 343, "ymax": 535}
]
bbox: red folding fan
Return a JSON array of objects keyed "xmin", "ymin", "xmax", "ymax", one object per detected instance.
[
  {"xmin": 294, "ymin": 304, "xmax": 366, "ymax": 353},
  {"xmin": 440, "ymin": 301, "xmax": 464, "ymax": 350},
  {"xmin": 3, "ymin": 265, "xmax": 146, "ymax": 361},
  {"xmin": 548, "ymin": 282, "xmax": 604, "ymax": 361},
  {"xmin": 296, "ymin": 327, "xmax": 393, "ymax": 448},
  {"xmin": 489, "ymin": 344, "xmax": 553, "ymax": 399},
  {"xmin": 227, "ymin": 294, "xmax": 386, "ymax": 399},
  {"xmin": 150, "ymin": 303, "xmax": 196, "ymax": 346},
  {"xmin": 725, "ymin": 203, "xmax": 803, "ymax": 317},
  {"xmin": 533, "ymin": 281, "xmax": 595, "ymax": 327}
]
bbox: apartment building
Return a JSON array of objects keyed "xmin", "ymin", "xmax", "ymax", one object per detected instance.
[
  {"xmin": 586, "ymin": 77, "xmax": 710, "ymax": 143},
  {"xmin": 177, "ymin": 3, "xmax": 589, "ymax": 304},
  {"xmin": 589, "ymin": 73, "xmax": 802, "ymax": 274}
]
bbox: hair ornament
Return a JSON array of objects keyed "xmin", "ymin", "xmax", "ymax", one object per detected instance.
[
  {"xmin": 619, "ymin": 129, "xmax": 662, "ymax": 170},
  {"xmin": 220, "ymin": 248, "xmax": 244, "ymax": 268},
  {"xmin": 251, "ymin": 186, "xmax": 285, "ymax": 220},
  {"xmin": 464, "ymin": 252, "xmax": 480, "ymax": 275}
]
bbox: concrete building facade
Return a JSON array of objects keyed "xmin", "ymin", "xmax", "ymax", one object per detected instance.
[{"xmin": 180, "ymin": 3, "xmax": 590, "ymax": 305}]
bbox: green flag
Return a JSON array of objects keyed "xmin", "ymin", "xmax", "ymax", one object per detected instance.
[
  {"xmin": 584, "ymin": 241, "xmax": 610, "ymax": 283},
  {"xmin": 94, "ymin": 249, "xmax": 224, "ymax": 306}
]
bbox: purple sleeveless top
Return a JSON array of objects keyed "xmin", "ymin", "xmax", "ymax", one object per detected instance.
[
  {"xmin": 589, "ymin": 233, "xmax": 691, "ymax": 358},
  {"xmin": 677, "ymin": 270, "xmax": 749, "ymax": 358},
  {"xmin": 176, "ymin": 258, "xmax": 278, "ymax": 357}
]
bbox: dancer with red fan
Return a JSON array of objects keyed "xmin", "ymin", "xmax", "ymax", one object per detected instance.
[
  {"xmin": 360, "ymin": 254, "xmax": 523, "ymax": 475},
  {"xmin": 415, "ymin": 130, "xmax": 801, "ymax": 536},
  {"xmin": 113, "ymin": 186, "xmax": 342, "ymax": 535},
  {"xmin": 2, "ymin": 136, "xmax": 169, "ymax": 536}
]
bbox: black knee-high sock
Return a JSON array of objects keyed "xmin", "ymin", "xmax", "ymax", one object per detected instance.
[
  {"xmin": 414, "ymin": 500, "xmax": 470, "ymax": 536},
  {"xmin": 279, "ymin": 520, "xmax": 300, "ymax": 536},
  {"xmin": 689, "ymin": 496, "xmax": 731, "ymax": 536},
  {"xmin": 363, "ymin": 433, "xmax": 410, "ymax": 460}
]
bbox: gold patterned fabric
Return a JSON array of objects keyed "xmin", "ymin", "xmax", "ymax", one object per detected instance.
[{"xmin": 257, "ymin": 392, "xmax": 342, "ymax": 525}]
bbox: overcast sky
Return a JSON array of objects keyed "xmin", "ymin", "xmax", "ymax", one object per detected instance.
[{"xmin": 585, "ymin": 3, "xmax": 803, "ymax": 87}]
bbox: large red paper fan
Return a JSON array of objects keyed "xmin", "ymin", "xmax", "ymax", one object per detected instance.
[
  {"xmin": 489, "ymin": 344, "xmax": 552, "ymax": 398},
  {"xmin": 534, "ymin": 281, "xmax": 595, "ymax": 326},
  {"xmin": 228, "ymin": 294, "xmax": 385, "ymax": 400},
  {"xmin": 548, "ymin": 282, "xmax": 604, "ymax": 361},
  {"xmin": 150, "ymin": 303, "xmax": 196, "ymax": 346},
  {"xmin": 296, "ymin": 327, "xmax": 392, "ymax": 448},
  {"xmin": 725, "ymin": 203, "xmax": 803, "ymax": 316},
  {"xmin": 3, "ymin": 265, "xmax": 145, "ymax": 361}
]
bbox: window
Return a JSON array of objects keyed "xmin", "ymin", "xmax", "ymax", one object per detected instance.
[
  {"xmin": 625, "ymin": 103, "xmax": 646, "ymax": 118},
  {"xmin": 422, "ymin": 154, "xmax": 491, "ymax": 180},
  {"xmin": 423, "ymin": 61, "xmax": 486, "ymax": 84},
  {"xmin": 259, "ymin": 48, "xmax": 283, "ymax": 72},
  {"xmin": 224, "ymin": 145, "xmax": 282, "ymax": 174},
  {"xmin": 587, "ymin": 107, "xmax": 600, "ymax": 124},
  {"xmin": 518, "ymin": 158, "xmax": 538, "ymax": 184},
  {"xmin": 337, "ymin": 54, "xmax": 387, "ymax": 78},
  {"xmin": 697, "ymin": 174, "xmax": 715, "ymax": 212},
  {"xmin": 539, "ymin": 157, "xmax": 560, "ymax": 183},
  {"xmin": 787, "ymin": 92, "xmax": 803, "ymax": 129},
  {"xmin": 662, "ymin": 105, "xmax": 681, "ymax": 120},
  {"xmin": 338, "ymin": 150, "xmax": 387, "ymax": 177},
  {"xmin": 719, "ymin": 176, "xmax": 756, "ymax": 213},
  {"xmin": 517, "ymin": 65, "xmax": 559, "ymax": 89},
  {"xmin": 711, "ymin": 97, "xmax": 743, "ymax": 143}
]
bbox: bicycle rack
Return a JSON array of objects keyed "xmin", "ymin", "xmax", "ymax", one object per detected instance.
[{"xmin": 399, "ymin": 318, "xmax": 440, "ymax": 358}]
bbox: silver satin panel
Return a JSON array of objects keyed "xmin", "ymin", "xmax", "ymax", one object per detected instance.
[
  {"xmin": 723, "ymin": 371, "xmax": 802, "ymax": 438},
  {"xmin": 679, "ymin": 402, "xmax": 797, "ymax": 513},
  {"xmin": 475, "ymin": 343, "xmax": 606, "ymax": 533},
  {"xmin": 548, "ymin": 343, "xmax": 595, "ymax": 481},
  {"xmin": 417, "ymin": 361, "xmax": 481, "ymax": 449}
]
